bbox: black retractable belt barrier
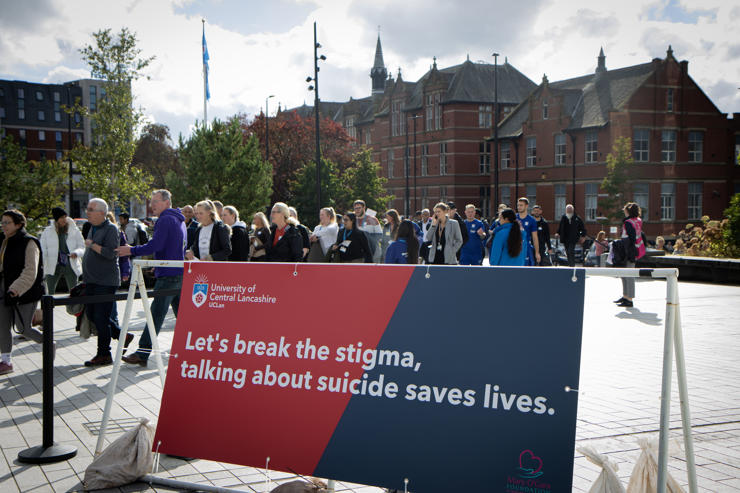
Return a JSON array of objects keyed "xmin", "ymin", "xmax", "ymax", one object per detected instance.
[{"xmin": 17, "ymin": 288, "xmax": 179, "ymax": 464}]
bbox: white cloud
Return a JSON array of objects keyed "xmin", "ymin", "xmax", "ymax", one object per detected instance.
[{"xmin": 0, "ymin": 0, "xmax": 737, "ymax": 139}]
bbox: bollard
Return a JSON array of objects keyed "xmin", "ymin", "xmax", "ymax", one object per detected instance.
[{"xmin": 18, "ymin": 295, "xmax": 78, "ymax": 463}]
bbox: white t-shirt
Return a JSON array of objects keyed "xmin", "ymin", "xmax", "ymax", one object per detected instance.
[
  {"xmin": 198, "ymin": 223, "xmax": 214, "ymax": 260},
  {"xmin": 313, "ymin": 223, "xmax": 339, "ymax": 255}
]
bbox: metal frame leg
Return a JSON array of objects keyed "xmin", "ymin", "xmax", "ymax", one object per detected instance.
[{"xmin": 657, "ymin": 275, "xmax": 678, "ymax": 493}]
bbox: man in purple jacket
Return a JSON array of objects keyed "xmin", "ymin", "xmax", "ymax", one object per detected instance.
[{"xmin": 115, "ymin": 189, "xmax": 186, "ymax": 366}]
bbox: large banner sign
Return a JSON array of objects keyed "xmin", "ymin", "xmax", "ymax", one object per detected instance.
[{"xmin": 155, "ymin": 263, "xmax": 585, "ymax": 492}]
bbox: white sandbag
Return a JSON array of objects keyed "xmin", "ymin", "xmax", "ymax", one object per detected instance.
[
  {"xmin": 83, "ymin": 418, "xmax": 155, "ymax": 490},
  {"xmin": 270, "ymin": 478, "xmax": 328, "ymax": 493},
  {"xmin": 626, "ymin": 438, "xmax": 685, "ymax": 493},
  {"xmin": 577, "ymin": 445, "xmax": 625, "ymax": 493}
]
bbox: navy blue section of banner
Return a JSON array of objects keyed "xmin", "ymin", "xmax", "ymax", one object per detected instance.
[{"xmin": 314, "ymin": 266, "xmax": 585, "ymax": 493}]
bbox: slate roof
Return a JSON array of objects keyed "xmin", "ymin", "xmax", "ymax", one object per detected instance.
[
  {"xmin": 497, "ymin": 58, "xmax": 658, "ymax": 138},
  {"xmin": 290, "ymin": 101, "xmax": 346, "ymax": 121}
]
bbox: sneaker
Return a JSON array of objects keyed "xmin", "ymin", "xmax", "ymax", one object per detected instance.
[
  {"xmin": 123, "ymin": 333, "xmax": 134, "ymax": 354},
  {"xmin": 613, "ymin": 297, "xmax": 626, "ymax": 304},
  {"xmin": 617, "ymin": 299, "xmax": 634, "ymax": 307},
  {"xmin": 84, "ymin": 354, "xmax": 113, "ymax": 367},
  {"xmin": 0, "ymin": 362, "xmax": 13, "ymax": 375},
  {"xmin": 122, "ymin": 353, "xmax": 148, "ymax": 367}
]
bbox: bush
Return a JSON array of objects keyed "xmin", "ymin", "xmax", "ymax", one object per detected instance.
[{"xmin": 671, "ymin": 195, "xmax": 740, "ymax": 258}]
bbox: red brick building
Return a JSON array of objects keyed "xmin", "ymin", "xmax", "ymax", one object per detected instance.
[{"xmin": 295, "ymin": 41, "xmax": 740, "ymax": 238}]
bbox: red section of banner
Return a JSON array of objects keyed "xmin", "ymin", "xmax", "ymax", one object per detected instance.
[{"xmin": 154, "ymin": 262, "xmax": 413, "ymax": 474}]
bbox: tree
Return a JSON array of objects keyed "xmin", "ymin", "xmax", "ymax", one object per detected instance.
[
  {"xmin": 68, "ymin": 28, "xmax": 154, "ymax": 212},
  {"xmin": 0, "ymin": 136, "xmax": 67, "ymax": 233},
  {"xmin": 600, "ymin": 136, "xmax": 635, "ymax": 223},
  {"xmin": 344, "ymin": 148, "xmax": 393, "ymax": 214},
  {"xmin": 133, "ymin": 123, "xmax": 179, "ymax": 189},
  {"xmin": 241, "ymin": 110, "xmax": 355, "ymax": 204},
  {"xmin": 169, "ymin": 117, "xmax": 272, "ymax": 217},
  {"xmin": 290, "ymin": 159, "xmax": 350, "ymax": 225}
]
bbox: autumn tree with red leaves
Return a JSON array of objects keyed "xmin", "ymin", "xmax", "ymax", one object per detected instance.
[{"xmin": 241, "ymin": 110, "xmax": 355, "ymax": 204}]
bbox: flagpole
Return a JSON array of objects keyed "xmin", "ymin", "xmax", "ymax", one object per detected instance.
[{"xmin": 202, "ymin": 19, "xmax": 208, "ymax": 127}]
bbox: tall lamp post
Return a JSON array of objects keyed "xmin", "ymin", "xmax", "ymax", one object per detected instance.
[
  {"xmin": 492, "ymin": 52, "xmax": 500, "ymax": 209},
  {"xmin": 307, "ymin": 21, "xmax": 326, "ymax": 209},
  {"xmin": 410, "ymin": 114, "xmax": 422, "ymax": 213},
  {"xmin": 66, "ymin": 85, "xmax": 74, "ymax": 215},
  {"xmin": 404, "ymin": 114, "xmax": 410, "ymax": 217},
  {"xmin": 265, "ymin": 94, "xmax": 274, "ymax": 160}
]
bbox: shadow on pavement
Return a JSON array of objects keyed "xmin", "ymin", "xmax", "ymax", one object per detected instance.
[{"xmin": 615, "ymin": 307, "xmax": 663, "ymax": 326}]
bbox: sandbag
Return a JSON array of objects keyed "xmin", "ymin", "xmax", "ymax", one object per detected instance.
[
  {"xmin": 83, "ymin": 418, "xmax": 155, "ymax": 490},
  {"xmin": 577, "ymin": 445, "xmax": 625, "ymax": 493},
  {"xmin": 270, "ymin": 478, "xmax": 328, "ymax": 493},
  {"xmin": 626, "ymin": 438, "xmax": 685, "ymax": 493}
]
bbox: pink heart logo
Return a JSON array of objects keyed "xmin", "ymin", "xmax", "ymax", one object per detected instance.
[{"xmin": 519, "ymin": 449, "xmax": 543, "ymax": 474}]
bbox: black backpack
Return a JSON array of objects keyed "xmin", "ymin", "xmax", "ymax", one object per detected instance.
[{"xmin": 610, "ymin": 239, "xmax": 627, "ymax": 267}]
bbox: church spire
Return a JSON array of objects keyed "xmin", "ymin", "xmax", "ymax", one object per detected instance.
[
  {"xmin": 370, "ymin": 33, "xmax": 387, "ymax": 95},
  {"xmin": 596, "ymin": 47, "xmax": 606, "ymax": 73}
]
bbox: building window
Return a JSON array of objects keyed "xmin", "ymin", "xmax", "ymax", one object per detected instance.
[
  {"xmin": 56, "ymin": 151, "xmax": 63, "ymax": 161},
  {"xmin": 425, "ymin": 95, "xmax": 433, "ymax": 131},
  {"xmin": 688, "ymin": 183, "xmax": 702, "ymax": 220},
  {"xmin": 661, "ymin": 130, "xmax": 676, "ymax": 162},
  {"xmin": 388, "ymin": 149, "xmax": 394, "ymax": 178},
  {"xmin": 0, "ymin": 107, "xmax": 4, "ymax": 119},
  {"xmin": 688, "ymin": 131, "xmax": 703, "ymax": 163},
  {"xmin": 345, "ymin": 116, "xmax": 356, "ymax": 140},
  {"xmin": 39, "ymin": 130, "xmax": 46, "ymax": 141},
  {"xmin": 526, "ymin": 136, "xmax": 536, "ymax": 167},
  {"xmin": 391, "ymin": 101, "xmax": 401, "ymax": 137},
  {"xmin": 542, "ymin": 99, "xmax": 548, "ymax": 120},
  {"xmin": 633, "ymin": 129, "xmax": 649, "ymax": 162},
  {"xmin": 501, "ymin": 187, "xmax": 511, "ymax": 209},
  {"xmin": 503, "ymin": 106, "xmax": 512, "ymax": 118},
  {"xmin": 478, "ymin": 105, "xmax": 492, "ymax": 128},
  {"xmin": 554, "ymin": 184, "xmax": 566, "ymax": 220},
  {"xmin": 421, "ymin": 186, "xmax": 429, "ymax": 209},
  {"xmin": 421, "ymin": 144, "xmax": 428, "ymax": 176},
  {"xmin": 434, "ymin": 93, "xmax": 442, "ymax": 130},
  {"xmin": 440, "ymin": 142, "xmax": 447, "ymax": 175},
  {"xmin": 53, "ymin": 91, "xmax": 60, "ymax": 102},
  {"xmin": 479, "ymin": 142, "xmax": 490, "ymax": 174},
  {"xmin": 37, "ymin": 110, "xmax": 45, "ymax": 121},
  {"xmin": 554, "ymin": 134, "xmax": 566, "ymax": 166},
  {"xmin": 633, "ymin": 183, "xmax": 649, "ymax": 220},
  {"xmin": 660, "ymin": 183, "xmax": 675, "ymax": 220},
  {"xmin": 585, "ymin": 131, "xmax": 598, "ymax": 163},
  {"xmin": 35, "ymin": 90, "xmax": 44, "ymax": 101},
  {"xmin": 667, "ymin": 88, "xmax": 674, "ymax": 112},
  {"xmin": 19, "ymin": 129, "xmax": 26, "ymax": 143},
  {"xmin": 439, "ymin": 185, "xmax": 447, "ymax": 203},
  {"xmin": 75, "ymin": 133, "xmax": 83, "ymax": 144},
  {"xmin": 89, "ymin": 85, "xmax": 97, "ymax": 111},
  {"xmin": 55, "ymin": 131, "xmax": 62, "ymax": 143},
  {"xmin": 500, "ymin": 142, "xmax": 510, "ymax": 169},
  {"xmin": 526, "ymin": 184, "xmax": 537, "ymax": 208},
  {"xmin": 18, "ymin": 88, "xmax": 24, "ymax": 99},
  {"xmin": 585, "ymin": 183, "xmax": 598, "ymax": 221},
  {"xmin": 17, "ymin": 98, "xmax": 24, "ymax": 120},
  {"xmin": 40, "ymin": 150, "xmax": 46, "ymax": 160},
  {"xmin": 364, "ymin": 130, "xmax": 371, "ymax": 145},
  {"xmin": 74, "ymin": 112, "xmax": 81, "ymax": 124},
  {"xmin": 479, "ymin": 186, "xmax": 490, "ymax": 218}
]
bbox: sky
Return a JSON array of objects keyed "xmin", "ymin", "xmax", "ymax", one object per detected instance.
[{"xmin": 1, "ymin": 0, "xmax": 738, "ymax": 141}]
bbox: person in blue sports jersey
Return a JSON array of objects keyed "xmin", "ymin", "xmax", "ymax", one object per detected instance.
[
  {"xmin": 459, "ymin": 204, "xmax": 486, "ymax": 265},
  {"xmin": 516, "ymin": 197, "xmax": 540, "ymax": 266},
  {"xmin": 385, "ymin": 220, "xmax": 419, "ymax": 264}
]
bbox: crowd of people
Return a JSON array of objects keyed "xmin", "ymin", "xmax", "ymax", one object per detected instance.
[{"xmin": 0, "ymin": 189, "xmax": 650, "ymax": 375}]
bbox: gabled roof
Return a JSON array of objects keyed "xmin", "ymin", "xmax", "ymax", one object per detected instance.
[
  {"xmin": 497, "ymin": 57, "xmax": 658, "ymax": 137},
  {"xmin": 290, "ymin": 101, "xmax": 346, "ymax": 120}
]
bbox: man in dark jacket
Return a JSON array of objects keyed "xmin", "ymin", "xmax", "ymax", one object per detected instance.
[
  {"xmin": 117, "ymin": 189, "xmax": 186, "ymax": 367},
  {"xmin": 446, "ymin": 202, "xmax": 468, "ymax": 260},
  {"xmin": 532, "ymin": 205, "xmax": 552, "ymax": 266},
  {"xmin": 182, "ymin": 205, "xmax": 199, "ymax": 250},
  {"xmin": 556, "ymin": 204, "xmax": 586, "ymax": 267}
]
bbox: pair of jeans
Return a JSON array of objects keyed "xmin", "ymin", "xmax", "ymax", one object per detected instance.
[
  {"xmin": 135, "ymin": 275, "xmax": 182, "ymax": 361},
  {"xmin": 85, "ymin": 283, "xmax": 120, "ymax": 358},
  {"xmin": 45, "ymin": 263, "xmax": 79, "ymax": 294}
]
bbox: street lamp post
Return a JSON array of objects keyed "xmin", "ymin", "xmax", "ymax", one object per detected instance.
[
  {"xmin": 265, "ymin": 94, "xmax": 274, "ymax": 161},
  {"xmin": 66, "ymin": 86, "xmax": 74, "ymax": 214},
  {"xmin": 410, "ymin": 114, "xmax": 422, "ymax": 213},
  {"xmin": 307, "ymin": 22, "xmax": 326, "ymax": 209},
  {"xmin": 404, "ymin": 114, "xmax": 410, "ymax": 217},
  {"xmin": 492, "ymin": 52, "xmax": 500, "ymax": 209}
]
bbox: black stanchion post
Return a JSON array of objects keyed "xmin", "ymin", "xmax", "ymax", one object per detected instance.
[{"xmin": 18, "ymin": 295, "xmax": 77, "ymax": 464}]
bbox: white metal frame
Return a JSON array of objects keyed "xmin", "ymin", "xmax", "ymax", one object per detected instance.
[{"xmin": 95, "ymin": 261, "xmax": 697, "ymax": 493}]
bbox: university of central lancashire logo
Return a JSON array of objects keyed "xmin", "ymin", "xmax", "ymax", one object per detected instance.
[
  {"xmin": 517, "ymin": 449, "xmax": 544, "ymax": 479},
  {"xmin": 192, "ymin": 275, "xmax": 208, "ymax": 308}
]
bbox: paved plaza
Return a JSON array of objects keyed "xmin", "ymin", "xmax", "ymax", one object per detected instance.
[{"xmin": 1, "ymin": 272, "xmax": 739, "ymax": 492}]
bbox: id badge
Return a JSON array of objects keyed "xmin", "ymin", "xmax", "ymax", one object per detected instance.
[{"xmin": 437, "ymin": 243, "xmax": 442, "ymax": 251}]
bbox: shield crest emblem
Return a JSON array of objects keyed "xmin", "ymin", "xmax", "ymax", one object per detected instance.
[{"xmin": 192, "ymin": 282, "xmax": 208, "ymax": 308}]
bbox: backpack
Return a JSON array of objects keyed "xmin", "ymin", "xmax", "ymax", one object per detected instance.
[
  {"xmin": 136, "ymin": 225, "xmax": 149, "ymax": 246},
  {"xmin": 609, "ymin": 239, "xmax": 627, "ymax": 267}
]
